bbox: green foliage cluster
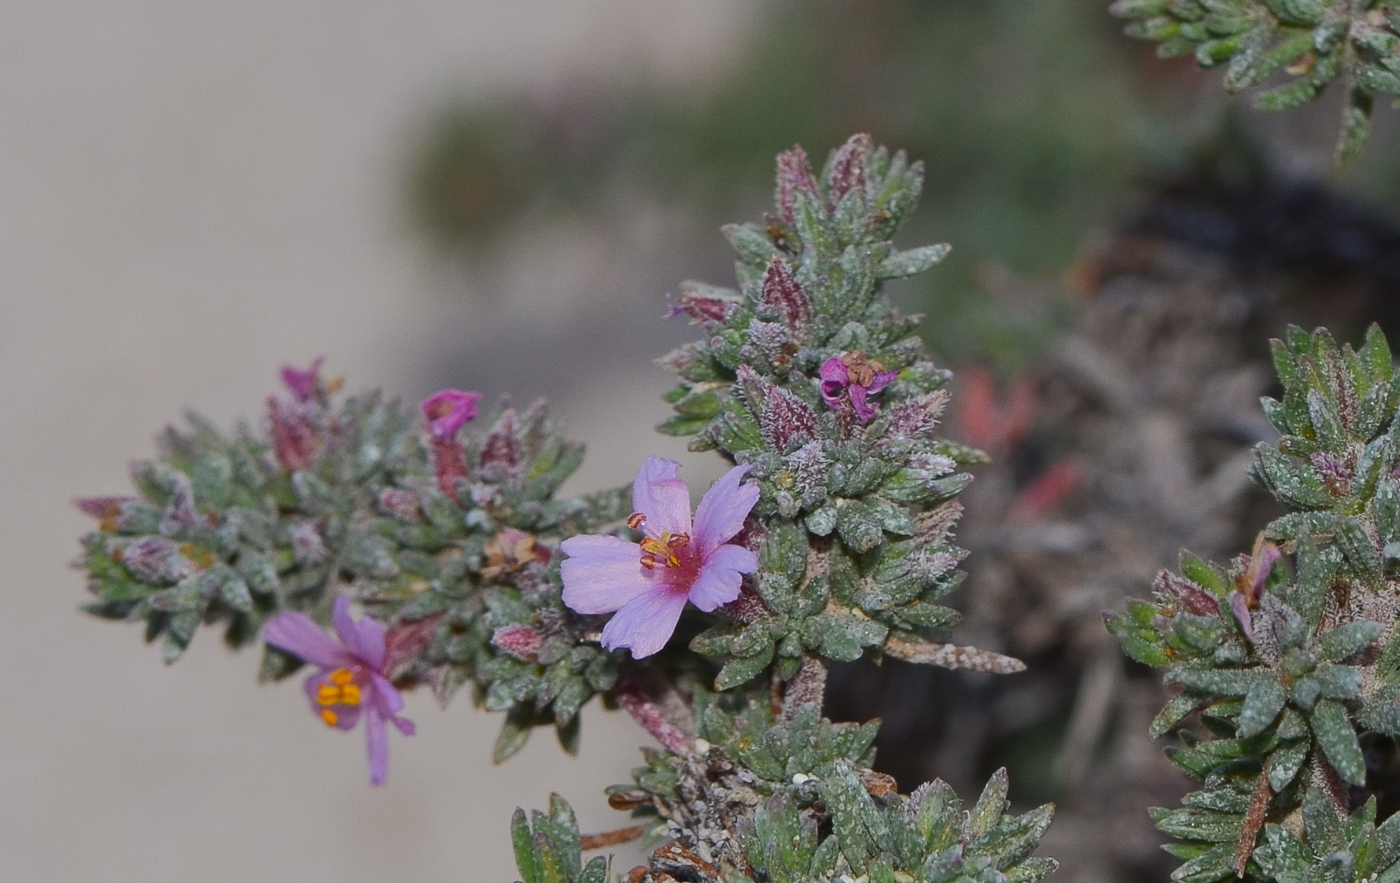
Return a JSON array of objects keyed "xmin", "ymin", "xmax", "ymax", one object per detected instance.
[
  {"xmin": 662, "ymin": 135, "xmax": 1019, "ymax": 690},
  {"xmin": 76, "ymin": 382, "xmax": 629, "ymax": 758},
  {"xmin": 579, "ymin": 698, "xmax": 1055, "ymax": 883},
  {"xmin": 1110, "ymin": 0, "xmax": 1400, "ymax": 162},
  {"xmin": 1108, "ymin": 325, "xmax": 1400, "ymax": 882}
]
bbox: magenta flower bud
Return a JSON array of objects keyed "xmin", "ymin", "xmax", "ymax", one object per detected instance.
[
  {"xmin": 759, "ymin": 259, "xmax": 812, "ymax": 333},
  {"xmin": 263, "ymin": 596, "xmax": 416, "ymax": 786},
  {"xmin": 560, "ymin": 457, "xmax": 759, "ymax": 659},
  {"xmin": 827, "ymin": 133, "xmax": 872, "ymax": 204},
  {"xmin": 280, "ymin": 357, "xmax": 325, "ymax": 403},
  {"xmin": 491, "ymin": 625, "xmax": 546, "ymax": 662},
  {"xmin": 775, "ymin": 145, "xmax": 819, "ymax": 226},
  {"xmin": 421, "ymin": 389, "xmax": 482, "ymax": 442}
]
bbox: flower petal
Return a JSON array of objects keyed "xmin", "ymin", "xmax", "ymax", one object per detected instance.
[
  {"xmin": 632, "ymin": 456, "xmax": 693, "ymax": 536},
  {"xmin": 688, "ymin": 543, "xmax": 758, "ymax": 611},
  {"xmin": 365, "ymin": 708, "xmax": 389, "ymax": 786},
  {"xmin": 264, "ymin": 611, "xmax": 355, "ymax": 669},
  {"xmin": 819, "ymin": 357, "xmax": 849, "ymax": 407},
  {"xmin": 332, "ymin": 596, "xmax": 386, "ymax": 671},
  {"xmin": 600, "ymin": 587, "xmax": 689, "ymax": 659},
  {"xmin": 868, "ymin": 369, "xmax": 898, "ymax": 394},
  {"xmin": 391, "ymin": 716, "xmax": 416, "ymax": 736},
  {"xmin": 369, "ymin": 672, "xmax": 405, "ymax": 716},
  {"xmin": 849, "ymin": 383, "xmax": 877, "ymax": 423},
  {"xmin": 692, "ymin": 464, "xmax": 759, "ymax": 555},
  {"xmin": 560, "ymin": 534, "xmax": 655, "ymax": 614}
]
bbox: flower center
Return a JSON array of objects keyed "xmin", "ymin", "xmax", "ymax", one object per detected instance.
[
  {"xmin": 639, "ymin": 532, "xmax": 691, "ymax": 569},
  {"xmin": 315, "ymin": 667, "xmax": 363, "ymax": 727},
  {"xmin": 842, "ymin": 350, "xmax": 884, "ymax": 387},
  {"xmin": 628, "ymin": 512, "xmax": 693, "ymax": 570}
]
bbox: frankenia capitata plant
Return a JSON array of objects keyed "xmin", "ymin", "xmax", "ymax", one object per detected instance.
[{"xmin": 74, "ymin": 135, "xmax": 1060, "ymax": 882}]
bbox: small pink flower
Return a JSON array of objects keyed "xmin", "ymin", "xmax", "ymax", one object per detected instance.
[
  {"xmin": 421, "ymin": 389, "xmax": 482, "ymax": 442},
  {"xmin": 820, "ymin": 352, "xmax": 898, "ymax": 424},
  {"xmin": 263, "ymin": 596, "xmax": 416, "ymax": 786},
  {"xmin": 280, "ymin": 357, "xmax": 325, "ymax": 403},
  {"xmin": 560, "ymin": 457, "xmax": 759, "ymax": 659}
]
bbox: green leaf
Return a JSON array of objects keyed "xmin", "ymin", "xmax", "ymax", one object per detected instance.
[
  {"xmin": 1270, "ymin": 740, "xmax": 1309, "ymax": 791},
  {"xmin": 1319, "ymin": 620, "xmax": 1383, "ymax": 662},
  {"xmin": 874, "ymin": 244, "xmax": 951, "ymax": 279},
  {"xmin": 1238, "ymin": 677, "xmax": 1287, "ymax": 738},
  {"xmin": 1312, "ymin": 698, "xmax": 1366, "ymax": 785}
]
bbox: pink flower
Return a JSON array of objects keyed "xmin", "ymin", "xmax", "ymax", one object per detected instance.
[
  {"xmin": 421, "ymin": 389, "xmax": 482, "ymax": 442},
  {"xmin": 263, "ymin": 596, "xmax": 416, "ymax": 786},
  {"xmin": 560, "ymin": 457, "xmax": 759, "ymax": 659},
  {"xmin": 820, "ymin": 352, "xmax": 898, "ymax": 424}
]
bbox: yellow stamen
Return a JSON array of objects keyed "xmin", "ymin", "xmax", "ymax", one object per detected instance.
[
  {"xmin": 320, "ymin": 708, "xmax": 339, "ymax": 727},
  {"xmin": 317, "ymin": 684, "xmax": 341, "ymax": 706},
  {"xmin": 340, "ymin": 683, "xmax": 362, "ymax": 706},
  {"xmin": 329, "ymin": 668, "xmax": 354, "ymax": 686},
  {"xmin": 638, "ymin": 532, "xmax": 690, "ymax": 569}
]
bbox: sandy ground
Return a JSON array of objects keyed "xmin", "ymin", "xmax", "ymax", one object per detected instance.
[{"xmin": 0, "ymin": 3, "xmax": 751, "ymax": 880}]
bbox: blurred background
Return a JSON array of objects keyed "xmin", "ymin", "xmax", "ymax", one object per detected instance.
[{"xmin": 4, "ymin": 1, "xmax": 1400, "ymax": 881}]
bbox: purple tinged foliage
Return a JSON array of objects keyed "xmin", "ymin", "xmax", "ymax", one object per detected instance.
[
  {"xmin": 421, "ymin": 389, "xmax": 482, "ymax": 442},
  {"xmin": 667, "ymin": 292, "xmax": 736, "ymax": 324},
  {"xmin": 775, "ymin": 145, "xmax": 819, "ymax": 226},
  {"xmin": 289, "ymin": 520, "xmax": 329, "ymax": 566},
  {"xmin": 480, "ymin": 409, "xmax": 522, "ymax": 471},
  {"xmin": 491, "ymin": 625, "xmax": 545, "ymax": 662},
  {"xmin": 820, "ymin": 353, "xmax": 898, "ymax": 424},
  {"xmin": 759, "ymin": 259, "xmax": 812, "ymax": 333},
  {"xmin": 120, "ymin": 536, "xmax": 184, "ymax": 583},
  {"xmin": 828, "ymin": 133, "xmax": 872, "ymax": 204},
  {"xmin": 1311, "ymin": 451, "xmax": 1353, "ymax": 495},
  {"xmin": 376, "ymin": 488, "xmax": 422, "ymax": 523},
  {"xmin": 1154, "ymin": 569, "xmax": 1219, "ymax": 618},
  {"xmin": 263, "ymin": 595, "xmax": 415, "ymax": 786},
  {"xmin": 268, "ymin": 397, "xmax": 319, "ymax": 472},
  {"xmin": 560, "ymin": 457, "xmax": 759, "ymax": 659},
  {"xmin": 887, "ymin": 391, "xmax": 952, "ymax": 439},
  {"xmin": 761, "ymin": 385, "xmax": 819, "ymax": 453}
]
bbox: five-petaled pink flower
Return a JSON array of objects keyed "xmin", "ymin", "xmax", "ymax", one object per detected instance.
[
  {"xmin": 421, "ymin": 389, "xmax": 482, "ymax": 441},
  {"xmin": 560, "ymin": 457, "xmax": 759, "ymax": 658},
  {"xmin": 820, "ymin": 352, "xmax": 897, "ymax": 424},
  {"xmin": 263, "ymin": 596, "xmax": 416, "ymax": 786}
]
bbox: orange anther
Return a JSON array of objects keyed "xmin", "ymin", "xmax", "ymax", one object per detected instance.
[
  {"xmin": 329, "ymin": 668, "xmax": 354, "ymax": 686},
  {"xmin": 320, "ymin": 708, "xmax": 339, "ymax": 727}
]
